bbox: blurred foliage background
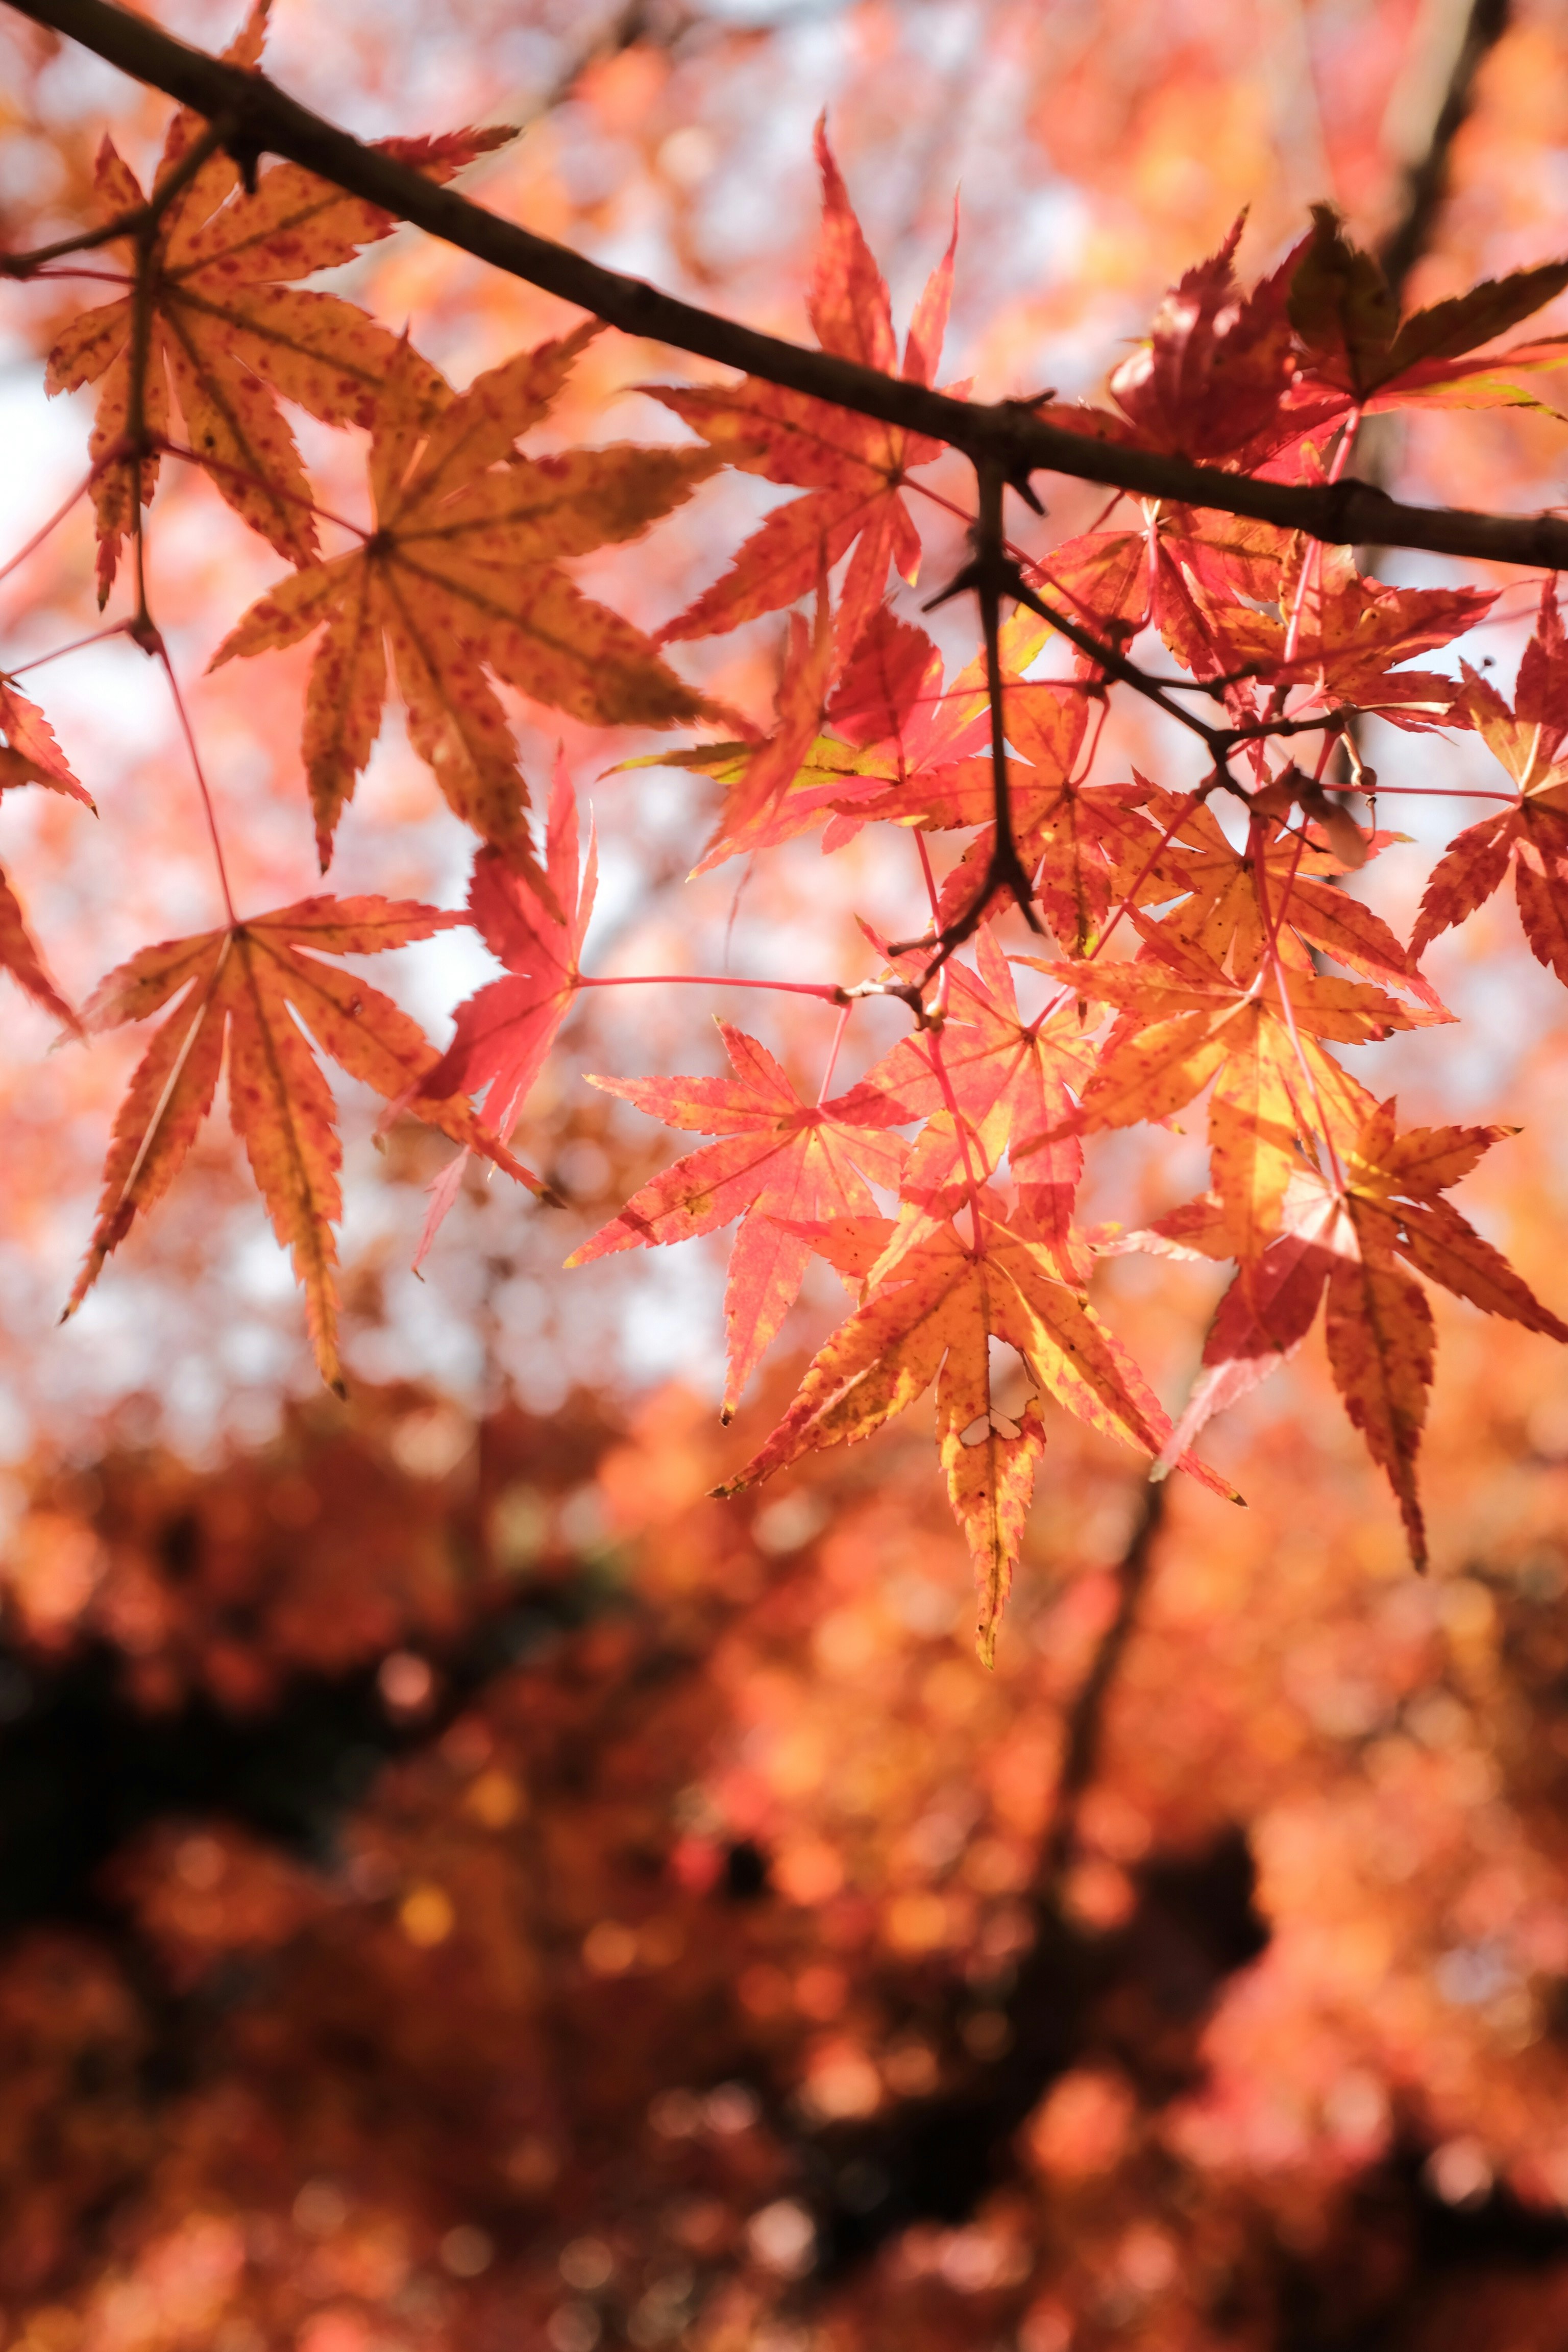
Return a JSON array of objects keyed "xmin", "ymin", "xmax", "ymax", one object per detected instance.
[{"xmin": 5, "ymin": 0, "xmax": 1568, "ymax": 2344}]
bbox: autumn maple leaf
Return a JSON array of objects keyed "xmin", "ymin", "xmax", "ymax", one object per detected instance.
[
  {"xmin": 1024, "ymin": 235, "xmax": 1315, "ymax": 478},
  {"xmin": 210, "ymin": 332, "xmax": 715, "ymax": 874},
  {"xmin": 662, "ymin": 607, "xmax": 1048, "ymax": 881},
  {"xmin": 1101, "ymin": 217, "xmax": 1306, "ymax": 464},
  {"xmin": 1152, "ymin": 530, "xmax": 1492, "ymax": 732},
  {"xmin": 68, "ymin": 896, "xmax": 544, "ymax": 1392},
  {"xmin": 45, "ymin": 1, "xmax": 514, "ymax": 599},
  {"xmin": 0, "ymin": 676, "xmax": 92, "ymax": 804},
  {"xmin": 716, "ymin": 1200, "xmax": 1236, "ymax": 1662},
  {"xmin": 1287, "ymin": 204, "xmax": 1568, "ymax": 416},
  {"xmin": 1125, "ymin": 789, "xmax": 1439, "ymax": 1000},
  {"xmin": 679, "ymin": 607, "xmax": 1133, "ymax": 946},
  {"xmin": 1048, "ymin": 208, "xmax": 1568, "ymax": 476},
  {"xmin": 725, "ymin": 604, "xmax": 975, "ymax": 860},
  {"xmin": 566, "ymin": 1021, "xmax": 908, "ymax": 1419},
  {"xmin": 1026, "ymin": 214, "xmax": 1568, "ymax": 532},
  {"xmin": 0, "ymin": 872, "xmax": 77, "ymax": 1032},
  {"xmin": 1412, "ymin": 584, "xmax": 1568, "ymax": 981},
  {"xmin": 822, "ymin": 608, "xmax": 1047, "ymax": 847},
  {"xmin": 686, "ymin": 583, "xmax": 836, "ymax": 873},
  {"xmin": 911, "ymin": 677, "xmax": 1174, "ymax": 944},
  {"xmin": 413, "ymin": 750, "xmax": 594, "ymax": 1258},
  {"xmin": 0, "ymin": 676, "xmax": 92, "ymax": 1029},
  {"xmin": 1022, "ymin": 918, "xmax": 1449, "ymax": 1267},
  {"xmin": 827, "ymin": 927, "xmax": 1096, "ymax": 1281},
  {"xmin": 1112, "ymin": 1095, "xmax": 1567, "ymax": 1568},
  {"xmin": 648, "ymin": 122, "xmax": 957, "ymax": 656}
]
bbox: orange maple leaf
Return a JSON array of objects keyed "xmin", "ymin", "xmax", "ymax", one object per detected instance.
[
  {"xmin": 1413, "ymin": 584, "xmax": 1568, "ymax": 982},
  {"xmin": 715, "ymin": 1200, "xmax": 1237, "ymax": 1662},
  {"xmin": 567, "ymin": 1020, "xmax": 908, "ymax": 1419},
  {"xmin": 917, "ymin": 678, "xmax": 1168, "ymax": 944},
  {"xmin": 648, "ymin": 122, "xmax": 958, "ymax": 657},
  {"xmin": 1113, "ymin": 1095, "xmax": 1567, "ymax": 1567},
  {"xmin": 44, "ymin": 1, "xmax": 512, "ymax": 599},
  {"xmin": 67, "ymin": 896, "xmax": 544, "ymax": 1392},
  {"xmin": 1021, "ymin": 919, "xmax": 1449, "ymax": 1267},
  {"xmin": 210, "ymin": 332, "xmax": 715, "ymax": 874},
  {"xmin": 1125, "ymin": 788, "xmax": 1438, "ymax": 1000}
]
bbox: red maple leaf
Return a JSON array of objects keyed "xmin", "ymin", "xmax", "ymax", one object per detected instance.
[
  {"xmin": 827, "ymin": 927, "xmax": 1096, "ymax": 1280},
  {"xmin": 1413, "ymin": 583, "xmax": 1568, "ymax": 981},
  {"xmin": 1109, "ymin": 1094, "xmax": 1567, "ymax": 1567},
  {"xmin": 414, "ymin": 751, "xmax": 595, "ymax": 1258},
  {"xmin": 648, "ymin": 122, "xmax": 958, "ymax": 658},
  {"xmin": 567, "ymin": 1021, "xmax": 908, "ymax": 1419}
]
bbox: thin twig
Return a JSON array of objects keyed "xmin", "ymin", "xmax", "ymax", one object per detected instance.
[
  {"xmin": 577, "ymin": 970, "xmax": 846, "ymax": 1002},
  {"xmin": 154, "ymin": 639, "xmax": 237, "ymax": 925},
  {"xmin": 0, "ymin": 109, "xmax": 229, "ymax": 276},
  {"xmin": 816, "ymin": 1002, "xmax": 851, "ymax": 1104},
  {"xmin": 5, "ymin": 622, "xmax": 130, "ymax": 674},
  {"xmin": 0, "ymin": 461, "xmax": 99, "ymax": 587},
  {"xmin": 1008, "ymin": 570, "xmax": 1227, "ymax": 752}
]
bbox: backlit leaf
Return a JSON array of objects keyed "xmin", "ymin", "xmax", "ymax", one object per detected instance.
[
  {"xmin": 68, "ymin": 896, "xmax": 543, "ymax": 1390},
  {"xmin": 212, "ymin": 334, "xmax": 714, "ymax": 871}
]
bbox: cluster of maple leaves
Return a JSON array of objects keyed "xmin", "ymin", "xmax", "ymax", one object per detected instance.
[{"xmin": 6, "ymin": 4, "xmax": 1568, "ymax": 1648}]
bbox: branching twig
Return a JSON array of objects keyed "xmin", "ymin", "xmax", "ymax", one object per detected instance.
[
  {"xmin": 904, "ymin": 461, "xmax": 1046, "ymax": 966},
  {"xmin": 1008, "ymin": 570, "xmax": 1229, "ymax": 754},
  {"xmin": 0, "ymin": 108, "xmax": 229, "ymax": 277},
  {"xmin": 3, "ymin": 0, "xmax": 1567, "ymax": 575},
  {"xmin": 974, "ymin": 462, "xmax": 1044, "ymax": 934}
]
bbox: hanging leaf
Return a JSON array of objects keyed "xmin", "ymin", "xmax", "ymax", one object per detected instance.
[
  {"xmin": 45, "ymin": 0, "xmax": 516, "ymax": 598},
  {"xmin": 568, "ymin": 1019, "xmax": 907, "ymax": 1419},
  {"xmin": 68, "ymin": 896, "xmax": 544, "ymax": 1392},
  {"xmin": 648, "ymin": 122, "xmax": 958, "ymax": 657},
  {"xmin": 210, "ymin": 333, "xmax": 715, "ymax": 873}
]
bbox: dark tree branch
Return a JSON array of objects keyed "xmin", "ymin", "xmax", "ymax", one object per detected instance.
[
  {"xmin": 1037, "ymin": 1479, "xmax": 1166, "ymax": 1901},
  {"xmin": 1379, "ymin": 0, "xmax": 1510, "ymax": 301},
  {"xmin": 1340, "ymin": 0, "xmax": 1514, "ymax": 768},
  {"xmin": 5, "ymin": 0, "xmax": 1568, "ymax": 573},
  {"xmin": 898, "ymin": 463, "xmax": 1048, "ymax": 965},
  {"xmin": 1009, "ymin": 572, "xmax": 1228, "ymax": 752},
  {"xmin": 973, "ymin": 460, "xmax": 1044, "ymax": 934}
]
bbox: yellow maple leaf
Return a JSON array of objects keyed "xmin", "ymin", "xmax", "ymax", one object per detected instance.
[
  {"xmin": 67, "ymin": 895, "xmax": 543, "ymax": 1392},
  {"xmin": 715, "ymin": 1207, "xmax": 1236, "ymax": 1662},
  {"xmin": 44, "ymin": 1, "xmax": 512, "ymax": 598},
  {"xmin": 211, "ymin": 333, "xmax": 716, "ymax": 874}
]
